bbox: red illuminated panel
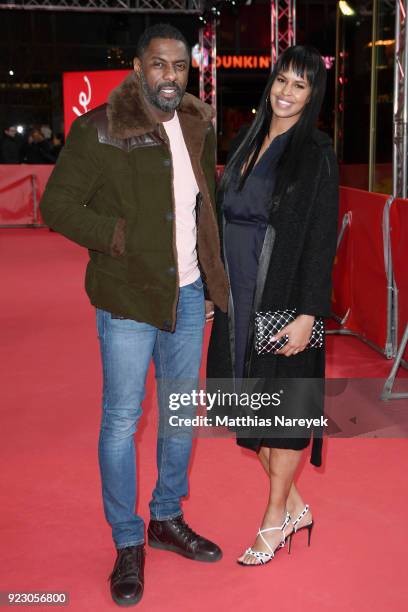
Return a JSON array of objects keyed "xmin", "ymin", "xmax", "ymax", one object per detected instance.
[{"xmin": 63, "ymin": 70, "xmax": 130, "ymax": 136}]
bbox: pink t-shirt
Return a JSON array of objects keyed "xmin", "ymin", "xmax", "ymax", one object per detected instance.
[{"xmin": 163, "ymin": 112, "xmax": 200, "ymax": 287}]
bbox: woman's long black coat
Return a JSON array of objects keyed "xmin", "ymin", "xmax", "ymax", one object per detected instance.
[{"xmin": 207, "ymin": 129, "xmax": 339, "ymax": 466}]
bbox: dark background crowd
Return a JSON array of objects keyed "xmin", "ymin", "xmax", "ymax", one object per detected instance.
[{"xmin": 0, "ymin": 124, "xmax": 64, "ymax": 164}]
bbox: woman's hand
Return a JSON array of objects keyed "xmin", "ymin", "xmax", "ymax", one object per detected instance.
[{"xmin": 273, "ymin": 314, "xmax": 315, "ymax": 357}]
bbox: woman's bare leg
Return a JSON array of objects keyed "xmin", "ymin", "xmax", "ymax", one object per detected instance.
[
  {"xmin": 256, "ymin": 447, "xmax": 313, "ymax": 538},
  {"xmin": 258, "ymin": 446, "xmax": 270, "ymax": 476},
  {"xmin": 238, "ymin": 447, "xmax": 302, "ymax": 564}
]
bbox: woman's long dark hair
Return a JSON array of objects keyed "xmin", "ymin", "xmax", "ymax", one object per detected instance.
[{"xmin": 219, "ymin": 45, "xmax": 327, "ymax": 196}]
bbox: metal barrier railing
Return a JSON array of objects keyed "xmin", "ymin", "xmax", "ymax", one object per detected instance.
[
  {"xmin": 0, "ymin": 166, "xmax": 50, "ymax": 228},
  {"xmin": 382, "ymin": 323, "xmax": 408, "ymax": 400}
]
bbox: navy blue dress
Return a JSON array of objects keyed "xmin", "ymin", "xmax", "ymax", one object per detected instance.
[{"xmin": 223, "ymin": 131, "xmax": 291, "ymax": 378}]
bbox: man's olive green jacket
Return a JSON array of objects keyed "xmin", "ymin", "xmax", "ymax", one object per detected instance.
[{"xmin": 40, "ymin": 72, "xmax": 228, "ymax": 330}]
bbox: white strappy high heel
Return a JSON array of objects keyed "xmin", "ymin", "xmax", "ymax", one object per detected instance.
[
  {"xmin": 237, "ymin": 511, "xmax": 291, "ymax": 566},
  {"xmin": 287, "ymin": 504, "xmax": 314, "ymax": 554}
]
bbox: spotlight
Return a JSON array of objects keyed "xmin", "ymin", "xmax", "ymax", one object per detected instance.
[
  {"xmin": 251, "ymin": 108, "xmax": 256, "ymax": 114},
  {"xmin": 9, "ymin": 69, "xmax": 14, "ymax": 76},
  {"xmin": 16, "ymin": 125, "xmax": 24, "ymax": 134},
  {"xmin": 339, "ymin": 1, "xmax": 355, "ymax": 16}
]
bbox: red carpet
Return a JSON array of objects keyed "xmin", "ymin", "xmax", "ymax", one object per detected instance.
[{"xmin": 1, "ymin": 229, "xmax": 408, "ymax": 611}]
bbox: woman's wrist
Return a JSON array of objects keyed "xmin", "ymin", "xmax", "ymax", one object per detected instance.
[{"xmin": 297, "ymin": 314, "xmax": 315, "ymax": 323}]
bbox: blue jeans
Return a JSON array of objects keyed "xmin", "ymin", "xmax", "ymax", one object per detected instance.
[{"xmin": 96, "ymin": 279, "xmax": 205, "ymax": 549}]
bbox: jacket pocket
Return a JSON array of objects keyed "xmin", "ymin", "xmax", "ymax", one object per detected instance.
[{"xmin": 126, "ymin": 250, "xmax": 172, "ymax": 293}]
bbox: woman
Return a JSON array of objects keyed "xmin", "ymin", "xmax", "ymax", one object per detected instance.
[{"xmin": 207, "ymin": 46, "xmax": 339, "ymax": 566}]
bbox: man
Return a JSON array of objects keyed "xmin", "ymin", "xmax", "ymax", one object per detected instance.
[
  {"xmin": 40, "ymin": 23, "xmax": 228, "ymax": 607},
  {"xmin": 0, "ymin": 125, "xmax": 21, "ymax": 163},
  {"xmin": 21, "ymin": 128, "xmax": 57, "ymax": 164}
]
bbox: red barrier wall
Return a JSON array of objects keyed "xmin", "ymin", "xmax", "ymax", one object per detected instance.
[
  {"xmin": 0, "ymin": 166, "xmax": 53, "ymax": 226},
  {"xmin": 332, "ymin": 187, "xmax": 391, "ymax": 353},
  {"xmin": 339, "ymin": 163, "xmax": 392, "ymax": 194},
  {"xmin": 390, "ymin": 198, "xmax": 408, "ymax": 361}
]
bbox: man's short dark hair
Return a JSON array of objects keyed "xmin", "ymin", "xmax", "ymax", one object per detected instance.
[{"xmin": 136, "ymin": 23, "xmax": 189, "ymax": 59}]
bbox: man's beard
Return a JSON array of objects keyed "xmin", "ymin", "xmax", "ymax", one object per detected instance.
[{"xmin": 140, "ymin": 71, "xmax": 184, "ymax": 113}]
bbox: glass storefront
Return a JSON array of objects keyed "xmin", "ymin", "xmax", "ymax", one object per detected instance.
[{"xmin": 335, "ymin": 0, "xmax": 394, "ymax": 193}]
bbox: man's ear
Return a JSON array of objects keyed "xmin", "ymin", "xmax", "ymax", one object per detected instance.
[{"xmin": 133, "ymin": 57, "xmax": 141, "ymax": 73}]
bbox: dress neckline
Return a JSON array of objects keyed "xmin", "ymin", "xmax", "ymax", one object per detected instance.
[{"xmin": 242, "ymin": 125, "xmax": 295, "ymax": 177}]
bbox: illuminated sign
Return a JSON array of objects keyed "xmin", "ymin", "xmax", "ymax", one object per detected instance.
[
  {"xmin": 63, "ymin": 69, "xmax": 128, "ymax": 135},
  {"xmin": 216, "ymin": 55, "xmax": 272, "ymax": 69},
  {"xmin": 191, "ymin": 46, "xmax": 335, "ymax": 70}
]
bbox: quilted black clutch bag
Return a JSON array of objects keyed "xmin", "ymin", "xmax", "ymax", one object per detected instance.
[{"xmin": 254, "ymin": 309, "xmax": 324, "ymax": 355}]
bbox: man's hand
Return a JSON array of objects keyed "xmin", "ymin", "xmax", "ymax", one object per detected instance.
[
  {"xmin": 273, "ymin": 314, "xmax": 315, "ymax": 357},
  {"xmin": 205, "ymin": 300, "xmax": 214, "ymax": 322}
]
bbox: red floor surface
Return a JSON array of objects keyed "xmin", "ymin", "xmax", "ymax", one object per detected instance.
[{"xmin": 1, "ymin": 229, "xmax": 408, "ymax": 611}]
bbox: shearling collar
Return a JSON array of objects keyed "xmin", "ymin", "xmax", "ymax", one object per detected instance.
[{"xmin": 107, "ymin": 70, "xmax": 214, "ymax": 139}]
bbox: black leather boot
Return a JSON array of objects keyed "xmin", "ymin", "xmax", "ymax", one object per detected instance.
[
  {"xmin": 109, "ymin": 544, "xmax": 145, "ymax": 607},
  {"xmin": 148, "ymin": 515, "xmax": 222, "ymax": 562}
]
